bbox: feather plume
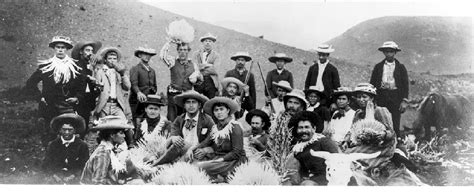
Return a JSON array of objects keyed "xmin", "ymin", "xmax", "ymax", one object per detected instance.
[
  {"xmin": 150, "ymin": 162, "xmax": 211, "ymax": 185},
  {"xmin": 166, "ymin": 19, "xmax": 195, "ymax": 43},
  {"xmin": 228, "ymin": 160, "xmax": 280, "ymax": 185},
  {"xmin": 350, "ymin": 119, "xmax": 387, "ymax": 146}
]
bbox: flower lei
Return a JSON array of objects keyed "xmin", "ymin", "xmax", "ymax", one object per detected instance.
[
  {"xmin": 292, "ymin": 133, "xmax": 326, "ymax": 154},
  {"xmin": 140, "ymin": 117, "xmax": 166, "ymax": 141},
  {"xmin": 90, "ymin": 141, "xmax": 126, "ymax": 174},
  {"xmin": 38, "ymin": 55, "xmax": 81, "ymax": 84},
  {"xmin": 211, "ymin": 119, "xmax": 238, "ymax": 143}
]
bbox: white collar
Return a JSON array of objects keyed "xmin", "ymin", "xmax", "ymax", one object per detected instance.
[
  {"xmin": 61, "ymin": 135, "xmax": 75, "ymax": 145},
  {"xmin": 185, "ymin": 112, "xmax": 200, "ymax": 122},
  {"xmin": 309, "ymin": 102, "xmax": 320, "ymax": 108},
  {"xmin": 385, "ymin": 60, "xmax": 395, "ymax": 66},
  {"xmin": 317, "ymin": 60, "xmax": 329, "ymax": 67},
  {"xmin": 276, "ymin": 69, "xmax": 284, "ymax": 74}
]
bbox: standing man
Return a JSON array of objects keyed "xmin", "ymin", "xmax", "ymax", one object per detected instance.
[
  {"xmin": 42, "ymin": 113, "xmax": 89, "ymax": 184},
  {"xmin": 160, "ymin": 40, "xmax": 200, "ymax": 122},
  {"xmin": 94, "ymin": 47, "xmax": 134, "ymax": 148},
  {"xmin": 304, "ymin": 44, "xmax": 340, "ymax": 100},
  {"xmin": 266, "ymin": 53, "xmax": 294, "ymax": 98},
  {"xmin": 282, "ymin": 111, "xmax": 339, "ymax": 186},
  {"xmin": 193, "ymin": 33, "xmax": 220, "ymax": 98},
  {"xmin": 370, "ymin": 41, "xmax": 409, "ymax": 137},
  {"xmin": 225, "ymin": 52, "xmax": 256, "ymax": 110},
  {"xmin": 130, "ymin": 47, "xmax": 158, "ymax": 122},
  {"xmin": 71, "ymin": 40, "xmax": 102, "ymax": 135},
  {"xmin": 24, "ymin": 36, "xmax": 84, "ymax": 145}
]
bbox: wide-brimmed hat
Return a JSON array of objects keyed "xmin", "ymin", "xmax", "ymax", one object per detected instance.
[
  {"xmin": 50, "ymin": 113, "xmax": 86, "ymax": 134},
  {"xmin": 144, "ymin": 94, "xmax": 167, "ymax": 107},
  {"xmin": 99, "ymin": 47, "xmax": 122, "ymax": 62},
  {"xmin": 283, "ymin": 89, "xmax": 309, "ymax": 108},
  {"xmin": 315, "ymin": 44, "xmax": 335, "ymax": 53},
  {"xmin": 378, "ymin": 41, "xmax": 401, "ymax": 52},
  {"xmin": 331, "ymin": 87, "xmax": 353, "ymax": 99},
  {"xmin": 49, "ymin": 36, "xmax": 73, "ymax": 50},
  {"xmin": 354, "ymin": 83, "xmax": 377, "ymax": 96},
  {"xmin": 268, "ymin": 53, "xmax": 293, "ymax": 63},
  {"xmin": 230, "ymin": 52, "xmax": 252, "ymax": 62},
  {"xmin": 199, "ymin": 32, "xmax": 217, "ymax": 42},
  {"xmin": 173, "ymin": 90, "xmax": 209, "ymax": 108},
  {"xmin": 245, "ymin": 109, "xmax": 270, "ymax": 130},
  {"xmin": 203, "ymin": 97, "xmax": 241, "ymax": 116},
  {"xmin": 272, "ymin": 80, "xmax": 292, "ymax": 92},
  {"xmin": 71, "ymin": 40, "xmax": 102, "ymax": 60},
  {"xmin": 134, "ymin": 47, "xmax": 157, "ymax": 58},
  {"xmin": 92, "ymin": 116, "xmax": 134, "ymax": 131},
  {"xmin": 304, "ymin": 86, "xmax": 327, "ymax": 100},
  {"xmin": 221, "ymin": 77, "xmax": 245, "ymax": 93}
]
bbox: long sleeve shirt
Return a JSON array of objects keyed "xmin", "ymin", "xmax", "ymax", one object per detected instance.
[
  {"xmin": 129, "ymin": 62, "xmax": 157, "ymax": 103},
  {"xmin": 211, "ymin": 122, "xmax": 246, "ymax": 162},
  {"xmin": 42, "ymin": 137, "xmax": 89, "ymax": 177}
]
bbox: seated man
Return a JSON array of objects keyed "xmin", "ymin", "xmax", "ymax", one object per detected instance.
[
  {"xmin": 42, "ymin": 113, "xmax": 89, "ymax": 184},
  {"xmin": 80, "ymin": 116, "xmax": 135, "ymax": 185},
  {"xmin": 283, "ymin": 111, "xmax": 339, "ymax": 186},
  {"xmin": 262, "ymin": 80, "xmax": 292, "ymax": 118},
  {"xmin": 134, "ymin": 94, "xmax": 172, "ymax": 142},
  {"xmin": 150, "ymin": 90, "xmax": 214, "ymax": 165},
  {"xmin": 221, "ymin": 77, "xmax": 254, "ymax": 119},
  {"xmin": 245, "ymin": 109, "xmax": 270, "ymax": 152}
]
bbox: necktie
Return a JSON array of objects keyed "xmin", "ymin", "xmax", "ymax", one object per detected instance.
[{"xmin": 184, "ymin": 119, "xmax": 196, "ymax": 130}]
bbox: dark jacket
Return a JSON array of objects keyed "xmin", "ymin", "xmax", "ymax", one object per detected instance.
[
  {"xmin": 24, "ymin": 62, "xmax": 84, "ymax": 117},
  {"xmin": 265, "ymin": 69, "xmax": 294, "ymax": 98},
  {"xmin": 76, "ymin": 58, "xmax": 101, "ymax": 112},
  {"xmin": 129, "ymin": 62, "xmax": 157, "ymax": 104},
  {"xmin": 369, "ymin": 59, "xmax": 409, "ymax": 103},
  {"xmin": 304, "ymin": 62, "xmax": 340, "ymax": 98},
  {"xmin": 170, "ymin": 112, "xmax": 215, "ymax": 148},
  {"xmin": 209, "ymin": 122, "xmax": 246, "ymax": 162},
  {"xmin": 42, "ymin": 137, "xmax": 89, "ymax": 177},
  {"xmin": 224, "ymin": 69, "xmax": 256, "ymax": 110}
]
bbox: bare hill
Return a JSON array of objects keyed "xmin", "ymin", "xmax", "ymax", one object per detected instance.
[{"xmin": 327, "ymin": 16, "xmax": 473, "ymax": 75}]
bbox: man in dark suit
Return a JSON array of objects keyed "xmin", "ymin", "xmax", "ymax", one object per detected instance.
[
  {"xmin": 370, "ymin": 41, "xmax": 409, "ymax": 138},
  {"xmin": 150, "ymin": 90, "xmax": 214, "ymax": 165},
  {"xmin": 42, "ymin": 113, "xmax": 89, "ymax": 184},
  {"xmin": 304, "ymin": 44, "xmax": 340, "ymax": 100},
  {"xmin": 224, "ymin": 52, "xmax": 256, "ymax": 110}
]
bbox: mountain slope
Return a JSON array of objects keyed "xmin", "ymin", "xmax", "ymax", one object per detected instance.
[{"xmin": 327, "ymin": 16, "xmax": 473, "ymax": 74}]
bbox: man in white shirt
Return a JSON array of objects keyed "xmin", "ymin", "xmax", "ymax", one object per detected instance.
[{"xmin": 304, "ymin": 44, "xmax": 340, "ymax": 100}]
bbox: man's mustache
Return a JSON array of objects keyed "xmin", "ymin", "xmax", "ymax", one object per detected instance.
[{"xmin": 297, "ymin": 132, "xmax": 311, "ymax": 138}]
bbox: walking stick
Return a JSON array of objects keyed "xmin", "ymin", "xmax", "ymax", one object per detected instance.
[{"xmin": 256, "ymin": 61, "xmax": 276, "ymax": 114}]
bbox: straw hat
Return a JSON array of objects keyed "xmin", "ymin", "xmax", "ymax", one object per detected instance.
[
  {"xmin": 230, "ymin": 52, "xmax": 252, "ymax": 62},
  {"xmin": 331, "ymin": 87, "xmax": 353, "ymax": 99},
  {"xmin": 144, "ymin": 94, "xmax": 167, "ymax": 107},
  {"xmin": 304, "ymin": 86, "xmax": 327, "ymax": 100},
  {"xmin": 134, "ymin": 47, "xmax": 157, "ymax": 57},
  {"xmin": 199, "ymin": 32, "xmax": 217, "ymax": 42},
  {"xmin": 49, "ymin": 36, "xmax": 73, "ymax": 50},
  {"xmin": 71, "ymin": 41, "xmax": 102, "ymax": 60},
  {"xmin": 173, "ymin": 90, "xmax": 209, "ymax": 108},
  {"xmin": 378, "ymin": 41, "xmax": 401, "ymax": 52},
  {"xmin": 92, "ymin": 116, "xmax": 134, "ymax": 131},
  {"xmin": 283, "ymin": 89, "xmax": 309, "ymax": 108},
  {"xmin": 272, "ymin": 80, "xmax": 293, "ymax": 92},
  {"xmin": 221, "ymin": 77, "xmax": 245, "ymax": 93},
  {"xmin": 50, "ymin": 113, "xmax": 86, "ymax": 134},
  {"xmin": 268, "ymin": 53, "xmax": 293, "ymax": 63},
  {"xmin": 99, "ymin": 47, "xmax": 122, "ymax": 62},
  {"xmin": 354, "ymin": 83, "xmax": 377, "ymax": 96},
  {"xmin": 203, "ymin": 97, "xmax": 241, "ymax": 116},
  {"xmin": 315, "ymin": 44, "xmax": 335, "ymax": 53}
]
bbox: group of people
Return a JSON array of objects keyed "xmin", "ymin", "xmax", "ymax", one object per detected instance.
[{"xmin": 25, "ymin": 33, "xmax": 417, "ymax": 185}]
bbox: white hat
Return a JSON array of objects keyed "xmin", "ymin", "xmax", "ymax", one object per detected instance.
[
  {"xmin": 315, "ymin": 44, "xmax": 335, "ymax": 53},
  {"xmin": 230, "ymin": 51, "xmax": 252, "ymax": 61},
  {"xmin": 354, "ymin": 83, "xmax": 377, "ymax": 96},
  {"xmin": 49, "ymin": 36, "xmax": 73, "ymax": 49},
  {"xmin": 378, "ymin": 41, "xmax": 401, "ymax": 52},
  {"xmin": 199, "ymin": 32, "xmax": 217, "ymax": 42}
]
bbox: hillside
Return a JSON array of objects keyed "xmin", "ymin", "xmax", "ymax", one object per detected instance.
[
  {"xmin": 327, "ymin": 16, "xmax": 473, "ymax": 75},
  {"xmin": 0, "ymin": 0, "xmax": 375, "ymax": 107}
]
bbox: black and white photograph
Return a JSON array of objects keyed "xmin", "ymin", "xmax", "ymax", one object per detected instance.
[{"xmin": 0, "ymin": 0, "xmax": 473, "ymax": 189}]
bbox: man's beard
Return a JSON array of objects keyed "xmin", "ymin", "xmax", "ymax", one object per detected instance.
[
  {"xmin": 251, "ymin": 127, "xmax": 262, "ymax": 135},
  {"xmin": 297, "ymin": 131, "xmax": 312, "ymax": 141}
]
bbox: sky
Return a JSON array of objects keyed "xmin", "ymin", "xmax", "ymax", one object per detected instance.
[{"xmin": 140, "ymin": 0, "xmax": 473, "ymax": 50}]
